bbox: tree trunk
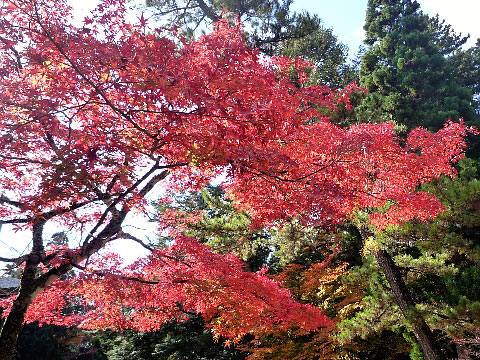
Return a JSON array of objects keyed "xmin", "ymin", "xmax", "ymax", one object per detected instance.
[
  {"xmin": 455, "ymin": 341, "xmax": 470, "ymax": 359},
  {"xmin": 0, "ymin": 266, "xmax": 37, "ymax": 360},
  {"xmin": 0, "ymin": 299, "xmax": 26, "ymax": 360},
  {"xmin": 373, "ymin": 249, "xmax": 446, "ymax": 360}
]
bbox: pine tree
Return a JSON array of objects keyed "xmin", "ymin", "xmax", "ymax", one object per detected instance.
[
  {"xmin": 358, "ymin": 0, "xmax": 475, "ymax": 131},
  {"xmin": 337, "ymin": 158, "xmax": 480, "ymax": 359},
  {"xmin": 144, "ymin": 0, "xmax": 357, "ymax": 89}
]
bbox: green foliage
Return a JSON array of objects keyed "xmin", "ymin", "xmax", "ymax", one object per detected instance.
[
  {"xmin": 336, "ymin": 158, "xmax": 480, "ymax": 358},
  {"xmin": 15, "ymin": 324, "xmax": 69, "ymax": 360},
  {"xmin": 145, "ymin": 0, "xmax": 316, "ymax": 51},
  {"xmin": 95, "ymin": 314, "xmax": 246, "ymax": 360},
  {"xmin": 347, "ymin": 331, "xmax": 412, "ymax": 360},
  {"xmin": 276, "ymin": 25, "xmax": 359, "ymax": 89},
  {"xmin": 338, "ymin": 262, "xmax": 404, "ymax": 343},
  {"xmin": 450, "ymin": 38, "xmax": 480, "ymax": 111},
  {"xmin": 402, "ymin": 332, "xmax": 425, "ymax": 360},
  {"xmin": 156, "ymin": 185, "xmax": 269, "ymax": 269},
  {"xmin": 14, "ymin": 323, "xmax": 105, "ymax": 360},
  {"xmin": 189, "ymin": 187, "xmax": 258, "ymax": 258},
  {"xmin": 444, "ymin": 267, "xmax": 480, "ymax": 304},
  {"xmin": 358, "ymin": 0, "xmax": 476, "ymax": 132},
  {"xmin": 158, "ymin": 185, "xmax": 349, "ymax": 272}
]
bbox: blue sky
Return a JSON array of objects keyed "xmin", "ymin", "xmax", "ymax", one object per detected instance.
[
  {"xmin": 291, "ymin": 0, "xmax": 480, "ymax": 58},
  {"xmin": 291, "ymin": 0, "xmax": 368, "ymax": 57},
  {"xmin": 70, "ymin": 0, "xmax": 480, "ymax": 57}
]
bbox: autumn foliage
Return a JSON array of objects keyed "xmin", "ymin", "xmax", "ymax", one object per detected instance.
[
  {"xmin": 0, "ymin": 0, "xmax": 473, "ymax": 232},
  {"xmin": 0, "ymin": 235, "xmax": 330, "ymax": 343},
  {"xmin": 0, "ymin": 0, "xmax": 476, "ymax": 354}
]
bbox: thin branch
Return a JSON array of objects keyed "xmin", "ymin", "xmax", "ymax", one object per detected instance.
[
  {"xmin": 106, "ymin": 174, "xmax": 120, "ymax": 194},
  {"xmin": 112, "ymin": 232, "xmax": 193, "ymax": 269},
  {"xmin": 0, "ymin": 194, "xmax": 122, "ymax": 228},
  {"xmin": 0, "ymin": 195, "xmax": 24, "ymax": 209},
  {"xmin": 0, "ymin": 154, "xmax": 49, "ymax": 165},
  {"xmin": 0, "ymin": 255, "xmax": 28, "ymax": 263},
  {"xmin": 117, "ymin": 231, "xmax": 154, "ymax": 252},
  {"xmin": 0, "ymin": 35, "xmax": 23, "ymax": 72},
  {"xmin": 196, "ymin": 0, "xmax": 220, "ymax": 22},
  {"xmin": 71, "ymin": 264, "xmax": 190, "ymax": 285},
  {"xmin": 83, "ymin": 163, "xmax": 162, "ymax": 244},
  {"xmin": 41, "ymin": 197, "xmax": 110, "ymax": 222},
  {"xmin": 242, "ymin": 160, "xmax": 335, "ymax": 183},
  {"xmin": 153, "ymin": 4, "xmax": 199, "ymax": 17},
  {"xmin": 0, "ymin": 218, "xmax": 30, "ymax": 225},
  {"xmin": 192, "ymin": 13, "xmax": 207, "ymax": 32}
]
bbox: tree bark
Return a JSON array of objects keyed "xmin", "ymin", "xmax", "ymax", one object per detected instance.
[
  {"xmin": 373, "ymin": 249, "xmax": 446, "ymax": 360},
  {"xmin": 0, "ymin": 263, "xmax": 37, "ymax": 359},
  {"xmin": 196, "ymin": 0, "xmax": 220, "ymax": 22}
]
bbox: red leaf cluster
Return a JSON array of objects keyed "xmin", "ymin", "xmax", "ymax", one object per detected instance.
[
  {"xmin": 0, "ymin": 0, "xmax": 361, "ymax": 228},
  {"xmin": 1, "ymin": 235, "xmax": 330, "ymax": 341},
  {"xmin": 228, "ymin": 120, "xmax": 476, "ymax": 229}
]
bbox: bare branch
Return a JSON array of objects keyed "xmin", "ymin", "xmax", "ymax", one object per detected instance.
[
  {"xmin": 71, "ymin": 264, "xmax": 189, "ymax": 285},
  {"xmin": 137, "ymin": 169, "xmax": 169, "ymax": 198},
  {"xmin": 106, "ymin": 174, "xmax": 120, "ymax": 194},
  {"xmin": 241, "ymin": 160, "xmax": 336, "ymax": 183},
  {"xmin": 41, "ymin": 198, "xmax": 110, "ymax": 222},
  {"xmin": 0, "ymin": 255, "xmax": 28, "ymax": 263},
  {"xmin": 0, "ymin": 35, "xmax": 23, "ymax": 72},
  {"xmin": 0, "ymin": 195, "xmax": 24, "ymax": 209},
  {"xmin": 196, "ymin": 0, "xmax": 220, "ymax": 22},
  {"xmin": 83, "ymin": 163, "xmax": 164, "ymax": 245},
  {"xmin": 153, "ymin": 4, "xmax": 199, "ymax": 17},
  {"xmin": 116, "ymin": 231, "xmax": 154, "ymax": 252},
  {"xmin": 0, "ymin": 154, "xmax": 49, "ymax": 166},
  {"xmin": 0, "ymin": 218, "xmax": 30, "ymax": 225}
]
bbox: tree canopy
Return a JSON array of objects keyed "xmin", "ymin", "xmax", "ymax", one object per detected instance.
[
  {"xmin": 0, "ymin": 0, "xmax": 477, "ymax": 359},
  {"xmin": 358, "ymin": 0, "xmax": 476, "ymax": 131}
]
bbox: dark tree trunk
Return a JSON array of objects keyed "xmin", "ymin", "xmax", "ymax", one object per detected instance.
[
  {"xmin": 0, "ymin": 296, "xmax": 27, "ymax": 360},
  {"xmin": 0, "ymin": 265, "xmax": 37, "ymax": 360},
  {"xmin": 373, "ymin": 249, "xmax": 446, "ymax": 360}
]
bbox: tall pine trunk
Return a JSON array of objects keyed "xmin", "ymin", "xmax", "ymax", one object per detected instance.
[{"xmin": 373, "ymin": 249, "xmax": 445, "ymax": 360}]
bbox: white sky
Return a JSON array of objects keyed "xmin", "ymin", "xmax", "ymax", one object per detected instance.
[{"xmin": 419, "ymin": 0, "xmax": 480, "ymax": 48}]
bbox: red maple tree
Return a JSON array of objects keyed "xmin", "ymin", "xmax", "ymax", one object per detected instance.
[{"xmin": 0, "ymin": 0, "xmax": 474, "ymax": 359}]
